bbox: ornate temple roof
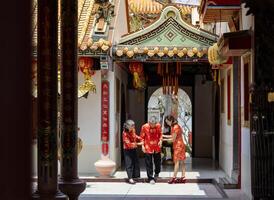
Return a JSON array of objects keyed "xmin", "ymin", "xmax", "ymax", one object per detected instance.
[
  {"xmin": 114, "ymin": 5, "xmax": 217, "ymax": 62},
  {"xmin": 127, "ymin": 0, "xmax": 195, "ymax": 32},
  {"xmin": 128, "ymin": 0, "xmax": 193, "ymax": 15}
]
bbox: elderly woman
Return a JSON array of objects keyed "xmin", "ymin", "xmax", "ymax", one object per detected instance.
[
  {"xmin": 122, "ymin": 119, "xmax": 142, "ymax": 184},
  {"xmin": 163, "ymin": 115, "xmax": 186, "ymax": 184}
]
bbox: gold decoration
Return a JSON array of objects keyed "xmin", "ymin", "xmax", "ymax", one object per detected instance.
[
  {"xmin": 101, "ymin": 45, "xmax": 109, "ymax": 51},
  {"xmin": 87, "ymin": 38, "xmax": 93, "ymax": 47},
  {"xmin": 187, "ymin": 49, "xmax": 194, "ymax": 57},
  {"xmin": 192, "ymin": 47, "xmax": 198, "ymax": 54},
  {"xmin": 153, "ymin": 47, "xmax": 159, "ymax": 54},
  {"xmin": 123, "ymin": 47, "xmax": 129, "ymax": 54},
  {"xmin": 177, "ymin": 51, "xmax": 185, "ymax": 57},
  {"xmin": 157, "ymin": 51, "xmax": 164, "ymax": 57},
  {"xmin": 182, "ymin": 48, "xmax": 188, "ymax": 54},
  {"xmin": 80, "ymin": 45, "xmax": 87, "ymax": 51},
  {"xmin": 208, "ymin": 43, "xmax": 228, "ymax": 65},
  {"xmin": 163, "ymin": 47, "xmax": 169, "ymax": 54},
  {"xmin": 98, "ymin": 38, "xmax": 104, "ymax": 47},
  {"xmin": 90, "ymin": 44, "xmax": 98, "ymax": 51},
  {"xmin": 173, "ymin": 47, "xmax": 178, "ymax": 54},
  {"xmin": 133, "ymin": 47, "xmax": 139, "ymax": 54},
  {"xmin": 268, "ymin": 92, "xmax": 274, "ymax": 102},
  {"xmin": 197, "ymin": 51, "xmax": 204, "ymax": 58},
  {"xmin": 203, "ymin": 47, "xmax": 208, "ymax": 54},
  {"xmin": 127, "ymin": 50, "xmax": 134, "ymax": 58},
  {"xmin": 167, "ymin": 50, "xmax": 174, "ymax": 57},
  {"xmin": 116, "ymin": 49, "xmax": 123, "ymax": 57},
  {"xmin": 78, "ymin": 78, "xmax": 96, "ymax": 98},
  {"xmin": 143, "ymin": 47, "xmax": 149, "ymax": 54},
  {"xmin": 147, "ymin": 50, "xmax": 155, "ymax": 57},
  {"xmin": 138, "ymin": 48, "xmax": 144, "ymax": 54}
]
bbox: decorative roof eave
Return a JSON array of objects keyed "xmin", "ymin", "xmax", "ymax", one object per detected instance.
[
  {"xmin": 218, "ymin": 30, "xmax": 252, "ymax": 57},
  {"xmin": 32, "ymin": 38, "xmax": 112, "ymax": 58},
  {"xmin": 199, "ymin": 0, "xmax": 241, "ymax": 23},
  {"xmin": 120, "ymin": 6, "xmax": 217, "ymax": 45},
  {"xmin": 113, "ymin": 45, "xmax": 209, "ymax": 62}
]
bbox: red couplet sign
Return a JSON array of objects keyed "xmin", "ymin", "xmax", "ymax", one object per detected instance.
[
  {"xmin": 101, "ymin": 80, "xmax": 109, "ymax": 142},
  {"xmin": 102, "ymin": 143, "xmax": 109, "ymax": 156}
]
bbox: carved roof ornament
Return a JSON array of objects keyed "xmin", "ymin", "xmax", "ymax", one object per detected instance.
[{"xmin": 94, "ymin": 0, "xmax": 115, "ymax": 32}]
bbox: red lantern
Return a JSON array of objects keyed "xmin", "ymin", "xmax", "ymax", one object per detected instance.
[
  {"xmin": 129, "ymin": 62, "xmax": 143, "ymax": 75},
  {"xmin": 78, "ymin": 57, "xmax": 95, "ymax": 76}
]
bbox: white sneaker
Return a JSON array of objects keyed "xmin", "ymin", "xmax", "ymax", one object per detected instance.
[
  {"xmin": 149, "ymin": 180, "xmax": 156, "ymax": 184},
  {"xmin": 129, "ymin": 179, "xmax": 135, "ymax": 184}
]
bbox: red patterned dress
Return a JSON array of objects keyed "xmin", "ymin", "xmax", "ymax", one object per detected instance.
[{"xmin": 171, "ymin": 124, "xmax": 186, "ymax": 161}]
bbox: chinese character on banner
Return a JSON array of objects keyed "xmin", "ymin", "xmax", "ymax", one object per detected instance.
[{"xmin": 101, "ymin": 81, "xmax": 109, "ymax": 142}]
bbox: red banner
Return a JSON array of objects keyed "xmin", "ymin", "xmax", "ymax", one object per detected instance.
[
  {"xmin": 102, "ymin": 143, "xmax": 109, "ymax": 156},
  {"xmin": 101, "ymin": 80, "xmax": 109, "ymax": 142}
]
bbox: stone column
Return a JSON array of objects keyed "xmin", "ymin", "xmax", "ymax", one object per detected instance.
[
  {"xmin": 32, "ymin": 0, "xmax": 67, "ymax": 199},
  {"xmin": 59, "ymin": 0, "xmax": 86, "ymax": 199}
]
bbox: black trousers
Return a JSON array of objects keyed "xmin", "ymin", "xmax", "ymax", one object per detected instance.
[
  {"xmin": 145, "ymin": 152, "xmax": 161, "ymax": 181},
  {"xmin": 124, "ymin": 149, "xmax": 140, "ymax": 179}
]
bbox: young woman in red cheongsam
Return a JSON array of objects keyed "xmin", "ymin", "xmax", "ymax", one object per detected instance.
[{"xmin": 163, "ymin": 115, "xmax": 186, "ymax": 184}]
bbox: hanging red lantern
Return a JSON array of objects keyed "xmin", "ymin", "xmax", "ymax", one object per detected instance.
[
  {"xmin": 129, "ymin": 62, "xmax": 146, "ymax": 90},
  {"xmin": 78, "ymin": 57, "xmax": 95, "ymax": 76}
]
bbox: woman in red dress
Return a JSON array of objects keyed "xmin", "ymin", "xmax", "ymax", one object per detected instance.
[
  {"xmin": 122, "ymin": 120, "xmax": 142, "ymax": 184},
  {"xmin": 163, "ymin": 115, "xmax": 186, "ymax": 184}
]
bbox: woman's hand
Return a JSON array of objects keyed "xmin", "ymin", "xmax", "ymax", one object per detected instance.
[
  {"xmin": 142, "ymin": 145, "xmax": 146, "ymax": 153},
  {"xmin": 158, "ymin": 140, "xmax": 162, "ymax": 147}
]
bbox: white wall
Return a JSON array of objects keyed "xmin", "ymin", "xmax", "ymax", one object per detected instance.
[
  {"xmin": 194, "ymin": 75, "xmax": 214, "ymax": 158},
  {"xmin": 219, "ymin": 67, "xmax": 233, "ymax": 177},
  {"xmin": 78, "ymin": 70, "xmax": 102, "ymax": 175}
]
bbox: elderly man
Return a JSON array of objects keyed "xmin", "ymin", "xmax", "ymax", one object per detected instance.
[{"xmin": 140, "ymin": 116, "xmax": 162, "ymax": 184}]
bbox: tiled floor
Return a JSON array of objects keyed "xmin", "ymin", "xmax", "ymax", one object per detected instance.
[
  {"xmin": 79, "ymin": 182, "xmax": 250, "ymax": 200},
  {"xmin": 79, "ymin": 158, "xmax": 227, "ymax": 181}
]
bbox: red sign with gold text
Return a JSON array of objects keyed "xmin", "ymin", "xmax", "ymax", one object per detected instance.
[
  {"xmin": 102, "ymin": 143, "xmax": 109, "ymax": 156},
  {"xmin": 101, "ymin": 81, "xmax": 109, "ymax": 142}
]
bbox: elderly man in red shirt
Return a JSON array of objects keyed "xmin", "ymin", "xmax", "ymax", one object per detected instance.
[{"xmin": 140, "ymin": 116, "xmax": 162, "ymax": 184}]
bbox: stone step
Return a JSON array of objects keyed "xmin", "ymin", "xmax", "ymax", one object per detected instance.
[{"xmin": 218, "ymin": 177, "xmax": 238, "ymax": 189}]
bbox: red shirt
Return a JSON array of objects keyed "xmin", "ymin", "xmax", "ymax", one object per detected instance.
[
  {"xmin": 140, "ymin": 123, "xmax": 162, "ymax": 153},
  {"xmin": 122, "ymin": 130, "xmax": 141, "ymax": 150}
]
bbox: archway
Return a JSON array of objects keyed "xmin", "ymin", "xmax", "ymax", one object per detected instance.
[{"xmin": 147, "ymin": 87, "xmax": 192, "ymax": 160}]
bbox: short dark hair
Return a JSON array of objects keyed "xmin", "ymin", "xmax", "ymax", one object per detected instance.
[{"xmin": 164, "ymin": 115, "xmax": 178, "ymax": 127}]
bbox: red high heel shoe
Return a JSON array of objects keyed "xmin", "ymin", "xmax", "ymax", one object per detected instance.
[
  {"xmin": 168, "ymin": 177, "xmax": 177, "ymax": 184},
  {"xmin": 177, "ymin": 177, "xmax": 186, "ymax": 184}
]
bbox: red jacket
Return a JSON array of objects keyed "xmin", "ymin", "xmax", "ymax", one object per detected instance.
[
  {"xmin": 122, "ymin": 130, "xmax": 141, "ymax": 150},
  {"xmin": 140, "ymin": 123, "xmax": 162, "ymax": 153}
]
